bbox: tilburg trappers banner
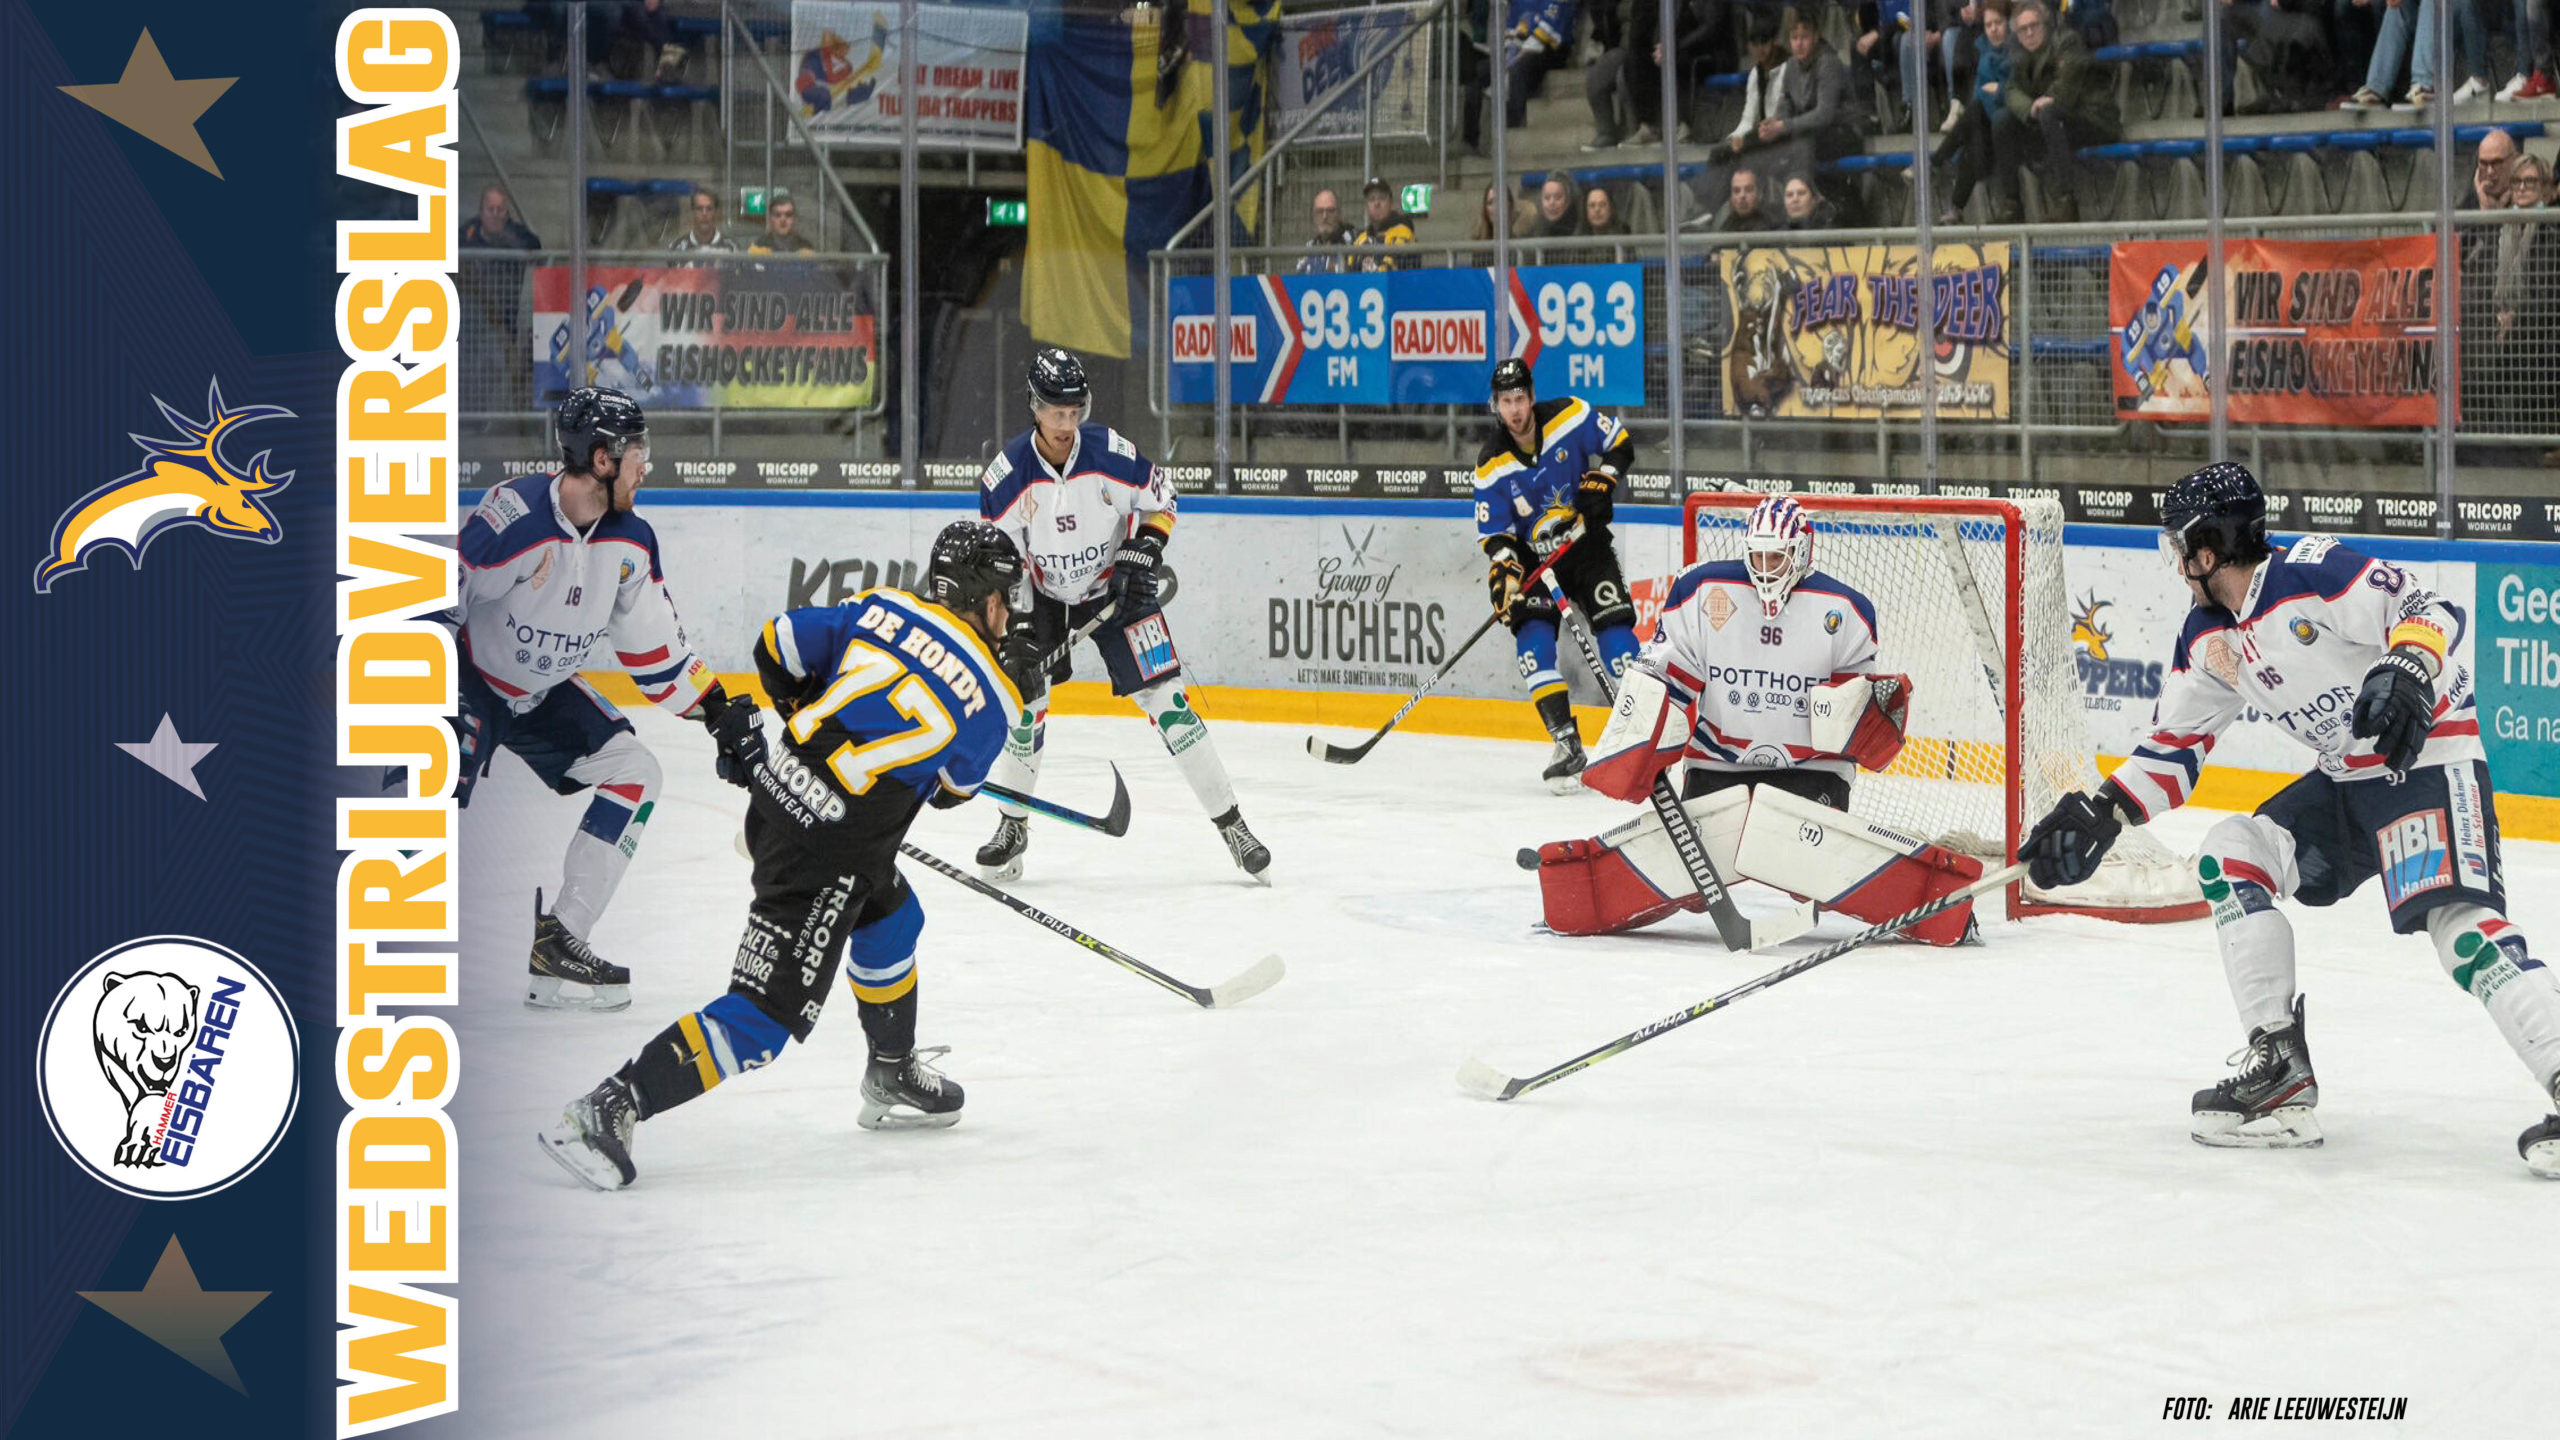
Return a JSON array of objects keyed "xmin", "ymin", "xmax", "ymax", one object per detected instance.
[
  {"xmin": 532, "ymin": 262, "xmax": 879, "ymax": 408},
  {"xmin": 1167, "ymin": 264, "xmax": 1646, "ymax": 406},
  {"xmin": 1717, "ymin": 242, "xmax": 2012, "ymax": 419},
  {"xmin": 2109, "ymin": 235, "xmax": 2445, "ymax": 425},
  {"xmin": 790, "ymin": 1, "xmax": 1028, "ymax": 150}
]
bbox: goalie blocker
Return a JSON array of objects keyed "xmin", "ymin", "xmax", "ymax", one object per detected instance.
[{"xmin": 1544, "ymin": 668, "xmax": 1978, "ymax": 945}]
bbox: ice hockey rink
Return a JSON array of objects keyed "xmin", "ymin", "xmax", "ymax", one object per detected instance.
[{"xmin": 452, "ymin": 707, "xmax": 2560, "ymax": 1438}]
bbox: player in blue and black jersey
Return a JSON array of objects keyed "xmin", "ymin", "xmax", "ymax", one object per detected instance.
[
  {"xmin": 1473, "ymin": 358, "xmax": 1642, "ymax": 790},
  {"xmin": 539, "ymin": 522, "xmax": 1026, "ymax": 1190}
]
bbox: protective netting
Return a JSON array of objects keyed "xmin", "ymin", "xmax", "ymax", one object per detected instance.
[{"xmin": 1687, "ymin": 496, "xmax": 2203, "ymax": 920}]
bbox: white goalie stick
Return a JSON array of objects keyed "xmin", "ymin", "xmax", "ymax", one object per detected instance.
[{"xmin": 1458, "ymin": 860, "xmax": 2029, "ymax": 1100}]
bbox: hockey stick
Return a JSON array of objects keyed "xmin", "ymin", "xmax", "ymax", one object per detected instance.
[
  {"xmin": 1305, "ymin": 538, "xmax": 1579, "ymax": 765},
  {"xmin": 897, "ymin": 842, "xmax": 1285, "ymax": 1009},
  {"xmin": 979, "ymin": 766, "xmax": 1131, "ymax": 837},
  {"xmin": 1556, "ymin": 601, "xmax": 1758, "ymax": 953},
  {"xmin": 1456, "ymin": 860, "xmax": 2028, "ymax": 1101}
]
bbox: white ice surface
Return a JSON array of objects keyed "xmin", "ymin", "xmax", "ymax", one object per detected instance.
[{"xmin": 451, "ymin": 710, "xmax": 2560, "ymax": 1439}]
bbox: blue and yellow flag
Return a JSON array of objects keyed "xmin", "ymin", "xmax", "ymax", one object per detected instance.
[{"xmin": 1024, "ymin": 0, "xmax": 1273, "ymax": 359}]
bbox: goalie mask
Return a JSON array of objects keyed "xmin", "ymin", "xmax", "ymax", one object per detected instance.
[{"xmin": 1742, "ymin": 496, "xmax": 1813, "ymax": 618}]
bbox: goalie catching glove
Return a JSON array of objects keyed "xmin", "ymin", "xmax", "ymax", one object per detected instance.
[{"xmin": 1807, "ymin": 673, "xmax": 1914, "ymax": 772}]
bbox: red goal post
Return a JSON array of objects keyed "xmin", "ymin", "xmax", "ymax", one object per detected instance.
[{"xmin": 1681, "ymin": 491, "xmax": 2207, "ymax": 924}]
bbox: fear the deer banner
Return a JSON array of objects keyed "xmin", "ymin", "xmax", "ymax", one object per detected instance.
[{"xmin": 1717, "ymin": 243, "xmax": 2013, "ymax": 422}]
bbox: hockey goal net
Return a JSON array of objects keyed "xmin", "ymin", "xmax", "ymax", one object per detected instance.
[{"xmin": 1682, "ymin": 492, "xmax": 2204, "ymax": 922}]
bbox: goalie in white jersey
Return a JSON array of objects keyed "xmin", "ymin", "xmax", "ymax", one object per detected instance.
[
  {"xmin": 1526, "ymin": 496, "xmax": 1987, "ymax": 947},
  {"xmin": 2026, "ymin": 463, "xmax": 2560, "ymax": 1177},
  {"xmin": 974, "ymin": 348, "xmax": 1270, "ymax": 883}
]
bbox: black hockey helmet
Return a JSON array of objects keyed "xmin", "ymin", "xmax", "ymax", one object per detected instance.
[
  {"xmin": 1489, "ymin": 357, "xmax": 1534, "ymax": 400},
  {"xmin": 926, "ymin": 520, "xmax": 1023, "ymax": 618},
  {"xmin": 556, "ymin": 386, "xmax": 648, "ymax": 471},
  {"xmin": 1027, "ymin": 347, "xmax": 1091, "ymax": 414},
  {"xmin": 2160, "ymin": 461, "xmax": 2271, "ymax": 571}
]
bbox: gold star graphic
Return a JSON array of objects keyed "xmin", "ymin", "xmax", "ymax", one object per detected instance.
[
  {"xmin": 59, "ymin": 30, "xmax": 237, "ymax": 179},
  {"xmin": 77, "ymin": 1235, "xmax": 269, "ymax": 1394}
]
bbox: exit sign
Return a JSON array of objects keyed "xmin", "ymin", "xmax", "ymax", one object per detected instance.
[
  {"xmin": 986, "ymin": 198, "xmax": 1027, "ymax": 227},
  {"xmin": 1400, "ymin": 183, "xmax": 1432, "ymax": 216}
]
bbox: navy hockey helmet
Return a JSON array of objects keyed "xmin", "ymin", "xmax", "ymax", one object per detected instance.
[
  {"xmin": 2160, "ymin": 461, "xmax": 2271, "ymax": 572},
  {"xmin": 1027, "ymin": 347, "xmax": 1091, "ymax": 415},
  {"xmin": 926, "ymin": 520, "xmax": 1024, "ymax": 619},
  {"xmin": 556, "ymin": 387, "xmax": 648, "ymax": 471},
  {"xmin": 1489, "ymin": 357, "xmax": 1534, "ymax": 400}
]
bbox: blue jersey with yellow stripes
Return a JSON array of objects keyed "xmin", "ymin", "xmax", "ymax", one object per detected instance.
[
  {"xmin": 755, "ymin": 589, "xmax": 1023, "ymax": 805},
  {"xmin": 1472, "ymin": 396, "xmax": 1632, "ymax": 550}
]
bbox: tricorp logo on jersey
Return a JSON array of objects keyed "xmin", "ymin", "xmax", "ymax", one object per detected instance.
[
  {"xmin": 35, "ymin": 381, "xmax": 294, "ymax": 593},
  {"xmin": 35, "ymin": 937, "xmax": 301, "ymax": 1200},
  {"xmin": 2377, "ymin": 808, "xmax": 2455, "ymax": 908}
]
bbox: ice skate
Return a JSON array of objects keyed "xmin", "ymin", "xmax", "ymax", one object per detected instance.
[
  {"xmin": 2522, "ymin": 1076, "xmax": 2560, "ymax": 1179},
  {"xmin": 538, "ymin": 1075, "xmax": 640, "ymax": 1190},
  {"xmin": 527, "ymin": 890, "xmax": 632, "ymax": 1011},
  {"xmin": 1214, "ymin": 806, "xmax": 1271, "ymax": 884},
  {"xmin": 859, "ymin": 1047, "xmax": 965, "ymax": 1130},
  {"xmin": 2192, "ymin": 996, "xmax": 2322, "ymax": 1148},
  {"xmin": 977, "ymin": 814, "xmax": 1028, "ymax": 882},
  {"xmin": 1541, "ymin": 732, "xmax": 1587, "ymax": 794}
]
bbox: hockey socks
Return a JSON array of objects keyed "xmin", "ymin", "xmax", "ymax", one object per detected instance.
[
  {"xmin": 2196, "ymin": 816, "xmax": 2303, "ymax": 1035},
  {"xmin": 2428, "ymin": 906, "xmax": 2560, "ymax": 1097},
  {"xmin": 552, "ymin": 731, "xmax": 662, "ymax": 937},
  {"xmin": 987, "ymin": 695, "xmax": 1047, "ymax": 822},
  {"xmin": 616, "ymin": 993, "xmax": 792, "ymax": 1119},
  {"xmin": 1133, "ymin": 678, "xmax": 1239, "ymax": 820}
]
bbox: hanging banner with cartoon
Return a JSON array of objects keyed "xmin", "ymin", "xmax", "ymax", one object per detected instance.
[
  {"xmin": 1716, "ymin": 242, "xmax": 2012, "ymax": 420},
  {"xmin": 788, "ymin": 1, "xmax": 1027, "ymax": 151}
]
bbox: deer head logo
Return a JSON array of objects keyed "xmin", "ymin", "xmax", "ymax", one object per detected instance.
[{"xmin": 35, "ymin": 380, "xmax": 294, "ymax": 593}]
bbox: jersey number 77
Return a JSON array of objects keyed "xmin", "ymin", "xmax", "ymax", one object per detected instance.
[{"xmin": 787, "ymin": 640, "xmax": 959, "ymax": 796}]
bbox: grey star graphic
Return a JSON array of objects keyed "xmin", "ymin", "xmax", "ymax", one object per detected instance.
[{"xmin": 117, "ymin": 714, "xmax": 218, "ymax": 799}]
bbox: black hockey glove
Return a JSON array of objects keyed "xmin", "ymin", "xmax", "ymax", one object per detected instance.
[
  {"xmin": 1573, "ymin": 468, "xmax": 1618, "ymax": 525},
  {"xmin": 700, "ymin": 688, "xmax": 768, "ymax": 790},
  {"xmin": 999, "ymin": 618, "xmax": 1046, "ymax": 698},
  {"xmin": 2350, "ymin": 646, "xmax": 2437, "ymax": 776},
  {"xmin": 2024, "ymin": 785, "xmax": 2128, "ymax": 891},
  {"xmin": 1110, "ymin": 526, "xmax": 1169, "ymax": 612}
]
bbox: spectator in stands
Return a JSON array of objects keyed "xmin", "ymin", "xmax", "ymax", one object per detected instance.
[
  {"xmin": 617, "ymin": 0, "xmax": 686, "ymax": 83},
  {"xmin": 1582, "ymin": 185, "xmax": 1633, "ymax": 236},
  {"xmin": 1698, "ymin": 164, "xmax": 1780, "ymax": 230},
  {"xmin": 1993, "ymin": 1, "xmax": 2117, "ymax": 222},
  {"xmin": 2345, "ymin": 0, "xmax": 2492, "ymax": 109},
  {"xmin": 2462, "ymin": 125, "xmax": 2521, "ymax": 208},
  {"xmin": 1622, "ymin": 0, "xmax": 1733, "ymax": 148},
  {"xmin": 671, "ymin": 187, "xmax": 737, "ymax": 254},
  {"xmin": 1349, "ymin": 178, "xmax": 1418, "ymax": 271},
  {"xmin": 749, "ymin": 197, "xmax": 815, "ymax": 255},
  {"xmin": 463, "ymin": 184, "xmax": 541, "ymax": 250},
  {"xmin": 1723, "ymin": 12, "xmax": 1866, "ymax": 192},
  {"xmin": 2502, "ymin": 0, "xmax": 2555, "ymax": 99},
  {"xmin": 2477, "ymin": 155, "xmax": 2558, "ymax": 435},
  {"xmin": 1934, "ymin": 0, "xmax": 2016, "ymax": 220},
  {"xmin": 1297, "ymin": 189, "xmax": 1351, "ymax": 274},
  {"xmin": 1780, "ymin": 174, "xmax": 1841, "ymax": 229},
  {"xmin": 1724, "ymin": 10, "xmax": 1788, "ymax": 149},
  {"xmin": 461, "ymin": 186, "xmax": 540, "ymax": 412},
  {"xmin": 1857, "ymin": 0, "xmax": 1939, "ymax": 120},
  {"xmin": 1525, "ymin": 173, "xmax": 1581, "ymax": 238},
  {"xmin": 1473, "ymin": 182, "xmax": 1525, "ymax": 248},
  {"xmin": 1501, "ymin": 0, "xmax": 1581, "ymax": 131},
  {"xmin": 1586, "ymin": 2, "xmax": 1638, "ymax": 150},
  {"xmin": 1461, "ymin": 0, "xmax": 1496, "ymax": 154},
  {"xmin": 2221, "ymin": 0, "xmax": 2337, "ymax": 114}
]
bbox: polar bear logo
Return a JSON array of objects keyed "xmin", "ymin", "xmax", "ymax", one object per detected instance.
[{"xmin": 92, "ymin": 970, "xmax": 200, "ymax": 1167}]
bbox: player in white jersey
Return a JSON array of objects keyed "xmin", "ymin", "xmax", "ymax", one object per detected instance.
[
  {"xmin": 2027, "ymin": 463, "xmax": 2560, "ymax": 1175},
  {"xmin": 1526, "ymin": 496, "xmax": 1986, "ymax": 947},
  {"xmin": 454, "ymin": 387, "xmax": 760, "ymax": 1011},
  {"xmin": 973, "ymin": 348, "xmax": 1270, "ymax": 883}
]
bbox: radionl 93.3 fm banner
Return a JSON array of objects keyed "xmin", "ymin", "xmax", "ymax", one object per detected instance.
[
  {"xmin": 1167, "ymin": 264, "xmax": 1646, "ymax": 406},
  {"xmin": 2110, "ymin": 235, "xmax": 2445, "ymax": 425},
  {"xmin": 533, "ymin": 261, "xmax": 880, "ymax": 408}
]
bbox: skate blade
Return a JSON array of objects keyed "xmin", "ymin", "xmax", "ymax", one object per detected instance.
[
  {"xmin": 857, "ymin": 1101, "xmax": 963, "ymax": 1131},
  {"xmin": 979, "ymin": 858, "xmax": 1023, "ymax": 884},
  {"xmin": 1237, "ymin": 862, "xmax": 1272, "ymax": 888},
  {"xmin": 1544, "ymin": 774, "xmax": 1584, "ymax": 796},
  {"xmin": 2192, "ymin": 1106, "xmax": 2323, "ymax": 1149},
  {"xmin": 536, "ymin": 1124, "xmax": 631, "ymax": 1190},
  {"xmin": 2525, "ymin": 1135, "xmax": 2560, "ymax": 1179},
  {"xmin": 525, "ymin": 975, "xmax": 632, "ymax": 1013}
]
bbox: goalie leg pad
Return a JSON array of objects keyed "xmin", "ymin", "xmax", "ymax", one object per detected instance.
[
  {"xmin": 1734, "ymin": 784, "xmax": 1983, "ymax": 947},
  {"xmin": 1535, "ymin": 787, "xmax": 1749, "ymax": 935}
]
